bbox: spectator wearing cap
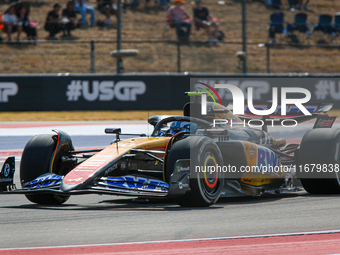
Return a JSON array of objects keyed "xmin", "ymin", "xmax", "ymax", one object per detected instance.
[
  {"xmin": 74, "ymin": 0, "xmax": 96, "ymax": 27},
  {"xmin": 44, "ymin": 3, "xmax": 63, "ymax": 38},
  {"xmin": 166, "ymin": 0, "xmax": 191, "ymax": 42},
  {"xmin": 193, "ymin": 0, "xmax": 219, "ymax": 45}
]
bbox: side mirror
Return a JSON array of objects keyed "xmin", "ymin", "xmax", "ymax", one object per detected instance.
[
  {"xmin": 105, "ymin": 128, "xmax": 121, "ymax": 134},
  {"xmin": 105, "ymin": 128, "xmax": 122, "ymax": 148}
]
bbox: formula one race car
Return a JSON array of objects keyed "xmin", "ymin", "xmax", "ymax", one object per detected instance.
[{"xmin": 1, "ymin": 94, "xmax": 340, "ymax": 207}]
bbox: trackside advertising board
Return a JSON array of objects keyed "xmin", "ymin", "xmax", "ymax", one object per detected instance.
[
  {"xmin": 0, "ymin": 74, "xmax": 189, "ymax": 111},
  {"xmin": 0, "ymin": 74, "xmax": 340, "ymax": 111}
]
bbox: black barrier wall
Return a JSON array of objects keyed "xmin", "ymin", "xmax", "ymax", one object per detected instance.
[
  {"xmin": 1, "ymin": 74, "xmax": 340, "ymax": 111},
  {"xmin": 0, "ymin": 74, "xmax": 190, "ymax": 111}
]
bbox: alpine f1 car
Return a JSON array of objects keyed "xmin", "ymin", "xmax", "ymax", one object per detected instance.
[{"xmin": 1, "ymin": 94, "xmax": 339, "ymax": 207}]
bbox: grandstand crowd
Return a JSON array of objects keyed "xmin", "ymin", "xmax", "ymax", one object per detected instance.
[
  {"xmin": 0, "ymin": 0, "xmax": 339, "ymax": 46},
  {"xmin": 0, "ymin": 0, "xmax": 120, "ymax": 43}
]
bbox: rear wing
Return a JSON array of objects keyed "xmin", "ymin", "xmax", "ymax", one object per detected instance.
[
  {"xmin": 242, "ymin": 103, "xmax": 332, "ymax": 117},
  {"xmin": 238, "ymin": 103, "xmax": 336, "ymax": 129}
]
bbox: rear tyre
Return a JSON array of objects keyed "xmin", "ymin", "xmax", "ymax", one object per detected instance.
[
  {"xmin": 165, "ymin": 136, "xmax": 224, "ymax": 207},
  {"xmin": 20, "ymin": 134, "xmax": 70, "ymax": 205},
  {"xmin": 298, "ymin": 128, "xmax": 340, "ymax": 194}
]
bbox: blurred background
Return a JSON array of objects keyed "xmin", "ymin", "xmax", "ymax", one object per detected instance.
[{"xmin": 0, "ymin": 0, "xmax": 339, "ymax": 74}]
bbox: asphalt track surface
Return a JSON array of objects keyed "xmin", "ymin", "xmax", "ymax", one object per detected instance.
[{"xmin": 1, "ymin": 121, "xmax": 340, "ymax": 253}]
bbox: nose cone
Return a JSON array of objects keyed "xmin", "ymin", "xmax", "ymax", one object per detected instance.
[{"xmin": 60, "ymin": 180, "xmax": 78, "ymax": 192}]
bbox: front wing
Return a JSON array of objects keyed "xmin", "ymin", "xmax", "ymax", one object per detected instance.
[{"xmin": 0, "ymin": 157, "xmax": 191, "ymax": 198}]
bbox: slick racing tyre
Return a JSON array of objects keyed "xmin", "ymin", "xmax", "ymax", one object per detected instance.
[
  {"xmin": 166, "ymin": 136, "xmax": 224, "ymax": 207},
  {"xmin": 20, "ymin": 134, "xmax": 70, "ymax": 205},
  {"xmin": 298, "ymin": 128, "xmax": 340, "ymax": 194}
]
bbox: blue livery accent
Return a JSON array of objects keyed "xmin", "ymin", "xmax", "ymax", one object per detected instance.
[
  {"xmin": 257, "ymin": 146, "xmax": 281, "ymax": 171},
  {"xmin": 100, "ymin": 175, "xmax": 169, "ymax": 192},
  {"xmin": 23, "ymin": 173, "xmax": 63, "ymax": 189}
]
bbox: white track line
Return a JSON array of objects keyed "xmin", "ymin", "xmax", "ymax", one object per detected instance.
[{"xmin": 1, "ymin": 229, "xmax": 340, "ymax": 251}]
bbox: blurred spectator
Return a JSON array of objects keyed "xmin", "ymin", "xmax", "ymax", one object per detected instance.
[
  {"xmin": 123, "ymin": 0, "xmax": 129, "ymax": 13},
  {"xmin": 264, "ymin": 0, "xmax": 283, "ymax": 10},
  {"xmin": 97, "ymin": 0, "xmax": 117, "ymax": 26},
  {"xmin": 144, "ymin": 0, "xmax": 150, "ymax": 10},
  {"xmin": 61, "ymin": 1, "xmax": 79, "ymax": 36},
  {"xmin": 18, "ymin": 6, "xmax": 38, "ymax": 44},
  {"xmin": 159, "ymin": 0, "xmax": 169, "ymax": 10},
  {"xmin": 44, "ymin": 3, "xmax": 63, "ymax": 38},
  {"xmin": 287, "ymin": 0, "xmax": 299, "ymax": 11},
  {"xmin": 268, "ymin": 12, "xmax": 286, "ymax": 44},
  {"xmin": 129, "ymin": 0, "xmax": 150, "ymax": 10},
  {"xmin": 193, "ymin": 0, "xmax": 219, "ymax": 45},
  {"xmin": 298, "ymin": 0, "xmax": 310, "ymax": 10},
  {"xmin": 166, "ymin": 0, "xmax": 191, "ymax": 42},
  {"xmin": 74, "ymin": 0, "xmax": 96, "ymax": 27},
  {"xmin": 3, "ymin": 6, "xmax": 21, "ymax": 41}
]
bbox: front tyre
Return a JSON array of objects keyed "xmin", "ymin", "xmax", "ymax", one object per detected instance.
[
  {"xmin": 166, "ymin": 136, "xmax": 224, "ymax": 207},
  {"xmin": 20, "ymin": 134, "xmax": 70, "ymax": 205}
]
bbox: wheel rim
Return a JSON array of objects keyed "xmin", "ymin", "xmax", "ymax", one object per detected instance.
[
  {"xmin": 203, "ymin": 155, "xmax": 219, "ymax": 189},
  {"xmin": 198, "ymin": 150, "xmax": 221, "ymax": 200}
]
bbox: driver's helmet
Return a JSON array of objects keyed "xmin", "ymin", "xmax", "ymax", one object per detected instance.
[{"xmin": 169, "ymin": 121, "xmax": 192, "ymax": 135}]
